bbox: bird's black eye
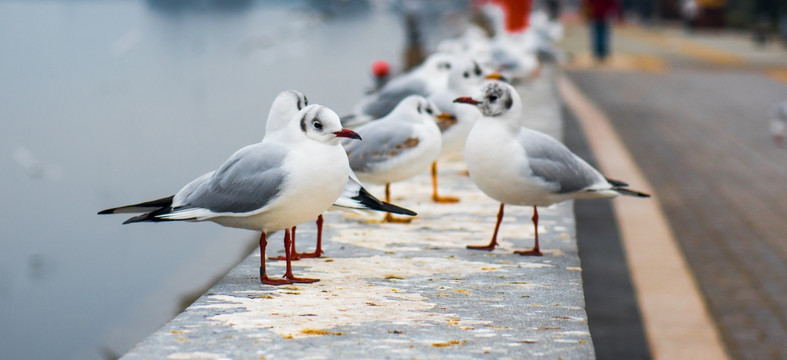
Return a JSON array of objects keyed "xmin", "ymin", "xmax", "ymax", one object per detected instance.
[
  {"xmin": 489, "ymin": 95, "xmax": 498, "ymax": 102},
  {"xmin": 313, "ymin": 121, "xmax": 323, "ymax": 130},
  {"xmin": 475, "ymin": 67, "xmax": 482, "ymax": 76},
  {"xmin": 463, "ymin": 72, "xmax": 470, "ymax": 78},
  {"xmin": 426, "ymin": 107, "xmax": 433, "ymax": 115}
]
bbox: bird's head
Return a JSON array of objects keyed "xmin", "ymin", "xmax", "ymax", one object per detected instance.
[
  {"xmin": 265, "ymin": 90, "xmax": 309, "ymax": 135},
  {"xmin": 453, "ymin": 80, "xmax": 518, "ymax": 118},
  {"xmin": 297, "ymin": 105, "xmax": 361, "ymax": 145}
]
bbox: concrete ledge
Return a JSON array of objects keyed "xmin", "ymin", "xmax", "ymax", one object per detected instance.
[{"xmin": 122, "ymin": 67, "xmax": 594, "ymax": 359}]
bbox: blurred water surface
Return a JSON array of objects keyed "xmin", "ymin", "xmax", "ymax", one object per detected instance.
[{"xmin": 0, "ymin": 0, "xmax": 441, "ymax": 358}]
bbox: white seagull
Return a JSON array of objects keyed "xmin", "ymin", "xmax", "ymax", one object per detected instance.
[
  {"xmin": 342, "ymin": 53, "xmax": 455, "ymax": 127},
  {"xmin": 454, "ymin": 81, "xmax": 649, "ymax": 255},
  {"xmin": 770, "ymin": 101, "xmax": 786, "ymax": 148},
  {"xmin": 263, "ymin": 90, "xmax": 416, "ymax": 259},
  {"xmin": 344, "ymin": 95, "xmax": 444, "ymax": 222},
  {"xmin": 99, "ymin": 104, "xmax": 362, "ymax": 284},
  {"xmin": 428, "ymin": 57, "xmax": 498, "ymax": 203}
]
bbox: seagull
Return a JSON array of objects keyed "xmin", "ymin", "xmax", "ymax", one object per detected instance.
[
  {"xmin": 454, "ymin": 81, "xmax": 649, "ymax": 255},
  {"xmin": 344, "ymin": 95, "xmax": 443, "ymax": 223},
  {"xmin": 98, "ymin": 104, "xmax": 362, "ymax": 284},
  {"xmin": 263, "ymin": 90, "xmax": 416, "ymax": 260},
  {"xmin": 427, "ymin": 57, "xmax": 496, "ymax": 203},
  {"xmin": 342, "ymin": 53, "xmax": 455, "ymax": 127},
  {"xmin": 770, "ymin": 101, "xmax": 786, "ymax": 148}
]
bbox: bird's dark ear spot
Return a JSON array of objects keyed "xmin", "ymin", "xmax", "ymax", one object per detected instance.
[
  {"xmin": 504, "ymin": 95, "xmax": 513, "ymax": 110},
  {"xmin": 300, "ymin": 113, "xmax": 308, "ymax": 132},
  {"xmin": 417, "ymin": 102, "xmax": 422, "ymax": 114},
  {"xmin": 303, "ymin": 94, "xmax": 309, "ymax": 106}
]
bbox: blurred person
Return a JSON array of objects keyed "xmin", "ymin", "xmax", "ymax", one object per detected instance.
[
  {"xmin": 770, "ymin": 101, "xmax": 787, "ymax": 148},
  {"xmin": 402, "ymin": 0, "xmax": 426, "ymax": 70},
  {"xmin": 780, "ymin": 14, "xmax": 787, "ymax": 49},
  {"xmin": 544, "ymin": 0, "xmax": 561, "ymax": 21},
  {"xmin": 582, "ymin": 0, "xmax": 619, "ymax": 64},
  {"xmin": 681, "ymin": 0, "xmax": 698, "ymax": 33}
]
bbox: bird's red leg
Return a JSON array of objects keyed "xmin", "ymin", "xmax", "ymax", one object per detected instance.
[
  {"xmin": 468, "ymin": 203, "xmax": 505, "ymax": 251},
  {"xmin": 515, "ymin": 206, "xmax": 543, "ymax": 256},
  {"xmin": 299, "ymin": 214, "xmax": 324, "ymax": 258},
  {"xmin": 282, "ymin": 228, "xmax": 319, "ymax": 283},
  {"xmin": 383, "ymin": 183, "xmax": 412, "ymax": 223},
  {"xmin": 269, "ymin": 226, "xmax": 301, "ymax": 260},
  {"xmin": 259, "ymin": 232, "xmax": 291, "ymax": 285},
  {"xmin": 431, "ymin": 161, "xmax": 459, "ymax": 204}
]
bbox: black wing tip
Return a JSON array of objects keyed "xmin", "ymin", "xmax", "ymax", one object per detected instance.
[
  {"xmin": 381, "ymin": 202, "xmax": 417, "ymax": 216},
  {"xmin": 606, "ymin": 178, "xmax": 629, "ymax": 187},
  {"xmin": 97, "ymin": 195, "xmax": 175, "ymax": 216},
  {"xmin": 607, "ymin": 178, "xmax": 650, "ymax": 198},
  {"xmin": 616, "ymin": 188, "xmax": 651, "ymax": 198},
  {"xmin": 353, "ymin": 187, "xmax": 417, "ymax": 216},
  {"xmin": 121, "ymin": 206, "xmax": 179, "ymax": 224}
]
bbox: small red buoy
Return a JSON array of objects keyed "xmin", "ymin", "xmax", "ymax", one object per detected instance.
[{"xmin": 371, "ymin": 60, "xmax": 390, "ymax": 78}]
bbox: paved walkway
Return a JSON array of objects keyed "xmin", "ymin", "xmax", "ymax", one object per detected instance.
[{"xmin": 561, "ymin": 22, "xmax": 787, "ymax": 360}]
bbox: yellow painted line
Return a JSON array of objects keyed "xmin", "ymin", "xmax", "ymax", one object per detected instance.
[
  {"xmin": 621, "ymin": 27, "xmax": 744, "ymax": 67},
  {"xmin": 566, "ymin": 52, "xmax": 668, "ymax": 73},
  {"xmin": 766, "ymin": 68, "xmax": 787, "ymax": 84},
  {"xmin": 559, "ymin": 76, "xmax": 730, "ymax": 360}
]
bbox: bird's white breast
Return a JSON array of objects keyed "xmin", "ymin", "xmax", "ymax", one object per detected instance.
[{"xmin": 465, "ymin": 119, "xmax": 558, "ymax": 207}]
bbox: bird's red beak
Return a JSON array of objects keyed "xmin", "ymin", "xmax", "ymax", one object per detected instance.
[
  {"xmin": 453, "ymin": 97, "xmax": 480, "ymax": 105},
  {"xmin": 334, "ymin": 128, "xmax": 362, "ymax": 140}
]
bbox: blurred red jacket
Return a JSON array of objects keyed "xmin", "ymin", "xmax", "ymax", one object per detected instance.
[{"xmin": 582, "ymin": 0, "xmax": 619, "ymax": 20}]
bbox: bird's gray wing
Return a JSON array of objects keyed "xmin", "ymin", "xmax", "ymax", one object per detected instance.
[
  {"xmin": 344, "ymin": 121, "xmax": 419, "ymax": 173},
  {"xmin": 361, "ymin": 77, "xmax": 427, "ymax": 119},
  {"xmin": 174, "ymin": 142, "xmax": 289, "ymax": 214},
  {"xmin": 519, "ymin": 128, "xmax": 603, "ymax": 194}
]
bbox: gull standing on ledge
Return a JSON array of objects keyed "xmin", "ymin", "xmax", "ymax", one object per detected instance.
[
  {"xmin": 455, "ymin": 81, "xmax": 649, "ymax": 255},
  {"xmin": 98, "ymin": 104, "xmax": 361, "ymax": 284},
  {"xmin": 263, "ymin": 91, "xmax": 416, "ymax": 260},
  {"xmin": 344, "ymin": 95, "xmax": 443, "ymax": 223},
  {"xmin": 342, "ymin": 53, "xmax": 455, "ymax": 127},
  {"xmin": 428, "ymin": 57, "xmax": 498, "ymax": 203}
]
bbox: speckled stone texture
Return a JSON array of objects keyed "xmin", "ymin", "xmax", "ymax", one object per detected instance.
[{"xmin": 122, "ymin": 66, "xmax": 595, "ymax": 360}]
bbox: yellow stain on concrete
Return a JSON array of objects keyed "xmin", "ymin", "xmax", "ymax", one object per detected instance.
[{"xmin": 193, "ymin": 255, "xmax": 495, "ymax": 339}]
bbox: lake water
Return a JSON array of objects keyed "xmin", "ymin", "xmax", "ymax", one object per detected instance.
[{"xmin": 0, "ymin": 1, "xmax": 468, "ymax": 358}]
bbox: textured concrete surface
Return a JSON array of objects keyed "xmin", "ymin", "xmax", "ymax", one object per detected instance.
[{"xmin": 122, "ymin": 67, "xmax": 595, "ymax": 360}]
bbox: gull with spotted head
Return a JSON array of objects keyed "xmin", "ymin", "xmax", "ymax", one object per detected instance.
[
  {"xmin": 454, "ymin": 81, "xmax": 649, "ymax": 255},
  {"xmin": 344, "ymin": 95, "xmax": 443, "ymax": 223},
  {"xmin": 98, "ymin": 103, "xmax": 361, "ymax": 285},
  {"xmin": 427, "ymin": 57, "xmax": 501, "ymax": 203}
]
